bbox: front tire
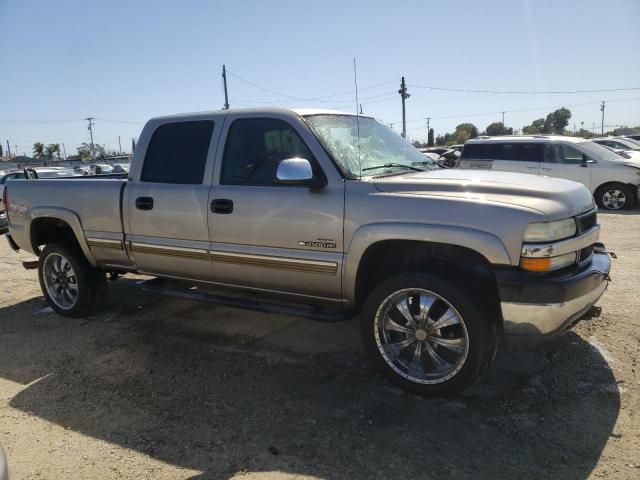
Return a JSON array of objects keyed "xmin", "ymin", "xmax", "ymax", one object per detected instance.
[
  {"xmin": 38, "ymin": 243, "xmax": 107, "ymax": 318},
  {"xmin": 361, "ymin": 273, "xmax": 497, "ymax": 396},
  {"xmin": 595, "ymin": 183, "xmax": 633, "ymax": 210}
]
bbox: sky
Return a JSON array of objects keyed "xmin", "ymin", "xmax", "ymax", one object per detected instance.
[{"xmin": 1, "ymin": 0, "xmax": 639, "ymax": 156}]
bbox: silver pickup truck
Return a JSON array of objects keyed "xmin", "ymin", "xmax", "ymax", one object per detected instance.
[{"xmin": 3, "ymin": 108, "xmax": 612, "ymax": 395}]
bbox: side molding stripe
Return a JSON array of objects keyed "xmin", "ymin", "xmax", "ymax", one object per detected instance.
[{"xmin": 210, "ymin": 250, "xmax": 338, "ymax": 275}]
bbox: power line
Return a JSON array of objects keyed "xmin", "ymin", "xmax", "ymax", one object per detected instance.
[
  {"xmin": 227, "ymin": 70, "xmax": 397, "ymax": 102},
  {"xmin": 408, "ymin": 84, "xmax": 640, "ymax": 95}
]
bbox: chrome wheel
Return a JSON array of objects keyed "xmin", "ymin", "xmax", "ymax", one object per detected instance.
[
  {"xmin": 602, "ymin": 189, "xmax": 626, "ymax": 210},
  {"xmin": 43, "ymin": 252, "xmax": 78, "ymax": 309},
  {"xmin": 374, "ymin": 288, "xmax": 469, "ymax": 384}
]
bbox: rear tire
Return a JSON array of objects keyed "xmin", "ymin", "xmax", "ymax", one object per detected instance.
[
  {"xmin": 360, "ymin": 273, "xmax": 497, "ymax": 396},
  {"xmin": 38, "ymin": 243, "xmax": 107, "ymax": 318},
  {"xmin": 595, "ymin": 183, "xmax": 633, "ymax": 210}
]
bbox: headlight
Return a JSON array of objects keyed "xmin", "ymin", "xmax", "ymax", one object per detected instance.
[
  {"xmin": 523, "ymin": 218, "xmax": 576, "ymax": 242},
  {"xmin": 520, "ymin": 252, "xmax": 577, "ymax": 272}
]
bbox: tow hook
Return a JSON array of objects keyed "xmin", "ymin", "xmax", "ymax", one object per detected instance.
[{"xmin": 593, "ymin": 242, "xmax": 617, "ymax": 259}]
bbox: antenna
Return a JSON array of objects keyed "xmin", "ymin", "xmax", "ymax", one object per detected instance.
[{"xmin": 353, "ymin": 58, "xmax": 362, "ymax": 178}]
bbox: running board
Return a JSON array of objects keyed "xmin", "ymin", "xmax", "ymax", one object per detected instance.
[{"xmin": 141, "ymin": 278, "xmax": 355, "ymax": 322}]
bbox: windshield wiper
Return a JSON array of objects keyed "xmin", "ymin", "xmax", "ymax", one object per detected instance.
[{"xmin": 362, "ymin": 163, "xmax": 424, "ymax": 172}]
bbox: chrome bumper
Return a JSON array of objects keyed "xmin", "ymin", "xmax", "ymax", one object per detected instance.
[
  {"xmin": 497, "ymin": 250, "xmax": 611, "ymax": 338},
  {"xmin": 501, "ymin": 279, "xmax": 607, "ymax": 336}
]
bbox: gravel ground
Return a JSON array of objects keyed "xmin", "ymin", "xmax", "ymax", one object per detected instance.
[{"xmin": 0, "ymin": 209, "xmax": 638, "ymax": 479}]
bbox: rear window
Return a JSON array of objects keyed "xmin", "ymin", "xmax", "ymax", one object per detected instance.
[
  {"xmin": 461, "ymin": 142, "xmax": 542, "ymax": 162},
  {"xmin": 141, "ymin": 120, "xmax": 214, "ymax": 184}
]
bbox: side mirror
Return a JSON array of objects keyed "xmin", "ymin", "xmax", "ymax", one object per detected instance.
[
  {"xmin": 276, "ymin": 158, "xmax": 323, "ymax": 187},
  {"xmin": 582, "ymin": 155, "xmax": 595, "ymax": 167}
]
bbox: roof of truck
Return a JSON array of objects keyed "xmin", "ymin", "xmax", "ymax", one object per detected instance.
[{"xmin": 150, "ymin": 107, "xmax": 364, "ymax": 122}]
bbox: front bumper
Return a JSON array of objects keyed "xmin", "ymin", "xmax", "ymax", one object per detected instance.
[{"xmin": 496, "ymin": 247, "xmax": 611, "ymax": 340}]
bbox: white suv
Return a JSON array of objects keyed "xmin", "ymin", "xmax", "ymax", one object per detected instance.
[{"xmin": 458, "ymin": 135, "xmax": 640, "ymax": 210}]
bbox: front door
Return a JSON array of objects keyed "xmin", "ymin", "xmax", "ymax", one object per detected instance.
[
  {"xmin": 208, "ymin": 115, "xmax": 344, "ymax": 299},
  {"xmin": 125, "ymin": 119, "xmax": 218, "ymax": 280},
  {"xmin": 541, "ymin": 143, "xmax": 592, "ymax": 190}
]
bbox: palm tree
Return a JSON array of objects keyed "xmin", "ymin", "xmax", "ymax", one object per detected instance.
[
  {"xmin": 33, "ymin": 142, "xmax": 45, "ymax": 163},
  {"xmin": 45, "ymin": 143, "xmax": 60, "ymax": 163}
]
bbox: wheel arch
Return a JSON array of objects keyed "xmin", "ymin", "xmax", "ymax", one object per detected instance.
[
  {"xmin": 29, "ymin": 207, "xmax": 97, "ymax": 267},
  {"xmin": 345, "ymin": 228, "xmax": 508, "ymax": 334}
]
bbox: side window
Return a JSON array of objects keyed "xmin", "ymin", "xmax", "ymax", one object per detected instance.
[
  {"xmin": 493, "ymin": 143, "xmax": 541, "ymax": 161},
  {"xmin": 141, "ymin": 120, "xmax": 214, "ymax": 184},
  {"xmin": 221, "ymin": 118, "xmax": 316, "ymax": 186},
  {"xmin": 544, "ymin": 144, "xmax": 585, "ymax": 164}
]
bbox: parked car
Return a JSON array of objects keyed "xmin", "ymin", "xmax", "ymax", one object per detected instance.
[
  {"xmin": 73, "ymin": 165, "xmax": 92, "ymax": 176},
  {"xmin": 0, "ymin": 443, "xmax": 7, "ymax": 480},
  {"xmin": 0, "ymin": 212, "xmax": 7, "ymax": 235},
  {"xmin": 592, "ymin": 137, "xmax": 640, "ymax": 151},
  {"xmin": 459, "ymin": 136, "xmax": 640, "ymax": 210},
  {"xmin": 111, "ymin": 163, "xmax": 130, "ymax": 174},
  {"xmin": 29, "ymin": 167, "xmax": 76, "ymax": 178},
  {"xmin": 4, "ymin": 108, "xmax": 611, "ymax": 395},
  {"xmin": 91, "ymin": 164, "xmax": 114, "ymax": 175},
  {"xmin": 0, "ymin": 171, "xmax": 26, "ymax": 211}
]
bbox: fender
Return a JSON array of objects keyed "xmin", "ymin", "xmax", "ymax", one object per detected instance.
[
  {"xmin": 28, "ymin": 206, "xmax": 98, "ymax": 267},
  {"xmin": 342, "ymin": 222, "xmax": 512, "ymax": 303}
]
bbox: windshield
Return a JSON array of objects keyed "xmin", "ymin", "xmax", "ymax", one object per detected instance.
[
  {"xmin": 577, "ymin": 141, "xmax": 627, "ymax": 162},
  {"xmin": 303, "ymin": 114, "xmax": 439, "ymax": 178}
]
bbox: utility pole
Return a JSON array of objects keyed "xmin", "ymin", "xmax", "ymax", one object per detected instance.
[
  {"xmin": 501, "ymin": 111, "xmax": 505, "ymax": 126},
  {"xmin": 426, "ymin": 117, "xmax": 431, "ymax": 144},
  {"xmin": 592, "ymin": 123, "xmax": 596, "ymax": 134},
  {"xmin": 222, "ymin": 64, "xmax": 230, "ymax": 110},
  {"xmin": 62, "ymin": 143, "xmax": 67, "ymax": 160},
  {"xmin": 600, "ymin": 101, "xmax": 605, "ymax": 135},
  {"xmin": 85, "ymin": 117, "xmax": 95, "ymax": 159},
  {"xmin": 398, "ymin": 77, "xmax": 410, "ymax": 138},
  {"xmin": 118, "ymin": 135, "xmax": 122, "ymax": 154}
]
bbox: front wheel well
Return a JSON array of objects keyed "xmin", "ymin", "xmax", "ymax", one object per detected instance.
[{"xmin": 354, "ymin": 240, "xmax": 503, "ymax": 333}]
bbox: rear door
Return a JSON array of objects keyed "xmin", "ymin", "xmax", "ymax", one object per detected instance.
[
  {"xmin": 207, "ymin": 113, "xmax": 344, "ymax": 299},
  {"xmin": 124, "ymin": 118, "xmax": 220, "ymax": 280},
  {"xmin": 541, "ymin": 143, "xmax": 592, "ymax": 189}
]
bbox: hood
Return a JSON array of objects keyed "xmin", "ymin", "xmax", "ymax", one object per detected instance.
[
  {"xmin": 372, "ymin": 169, "xmax": 595, "ymax": 219},
  {"xmin": 608, "ymin": 150, "xmax": 640, "ymax": 168}
]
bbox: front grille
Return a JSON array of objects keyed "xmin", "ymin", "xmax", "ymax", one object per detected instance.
[{"xmin": 577, "ymin": 210, "xmax": 597, "ymax": 235}]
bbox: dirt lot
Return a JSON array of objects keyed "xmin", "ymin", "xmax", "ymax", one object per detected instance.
[{"xmin": 0, "ymin": 209, "xmax": 638, "ymax": 480}]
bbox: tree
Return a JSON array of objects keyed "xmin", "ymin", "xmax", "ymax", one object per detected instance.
[
  {"xmin": 435, "ymin": 135, "xmax": 445, "ymax": 146},
  {"xmin": 544, "ymin": 107, "xmax": 571, "ymax": 134},
  {"xmin": 76, "ymin": 142, "xmax": 105, "ymax": 160},
  {"xmin": 428, "ymin": 128, "xmax": 434, "ymax": 146},
  {"xmin": 454, "ymin": 123, "xmax": 478, "ymax": 140},
  {"xmin": 523, "ymin": 108, "xmax": 572, "ymax": 135},
  {"xmin": 45, "ymin": 144, "xmax": 60, "ymax": 162},
  {"xmin": 33, "ymin": 142, "xmax": 45, "ymax": 161},
  {"xmin": 0, "ymin": 144, "xmax": 3, "ymax": 157}
]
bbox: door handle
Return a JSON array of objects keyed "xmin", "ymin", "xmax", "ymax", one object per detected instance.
[
  {"xmin": 526, "ymin": 166, "xmax": 537, "ymax": 170},
  {"xmin": 135, "ymin": 197, "xmax": 154, "ymax": 210},
  {"xmin": 542, "ymin": 168, "xmax": 552, "ymax": 172},
  {"xmin": 211, "ymin": 199, "xmax": 233, "ymax": 214}
]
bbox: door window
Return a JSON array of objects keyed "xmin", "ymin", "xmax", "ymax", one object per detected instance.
[
  {"xmin": 544, "ymin": 144, "xmax": 586, "ymax": 164},
  {"xmin": 141, "ymin": 120, "xmax": 214, "ymax": 184},
  {"xmin": 221, "ymin": 118, "xmax": 316, "ymax": 185},
  {"xmin": 461, "ymin": 143, "xmax": 541, "ymax": 161}
]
